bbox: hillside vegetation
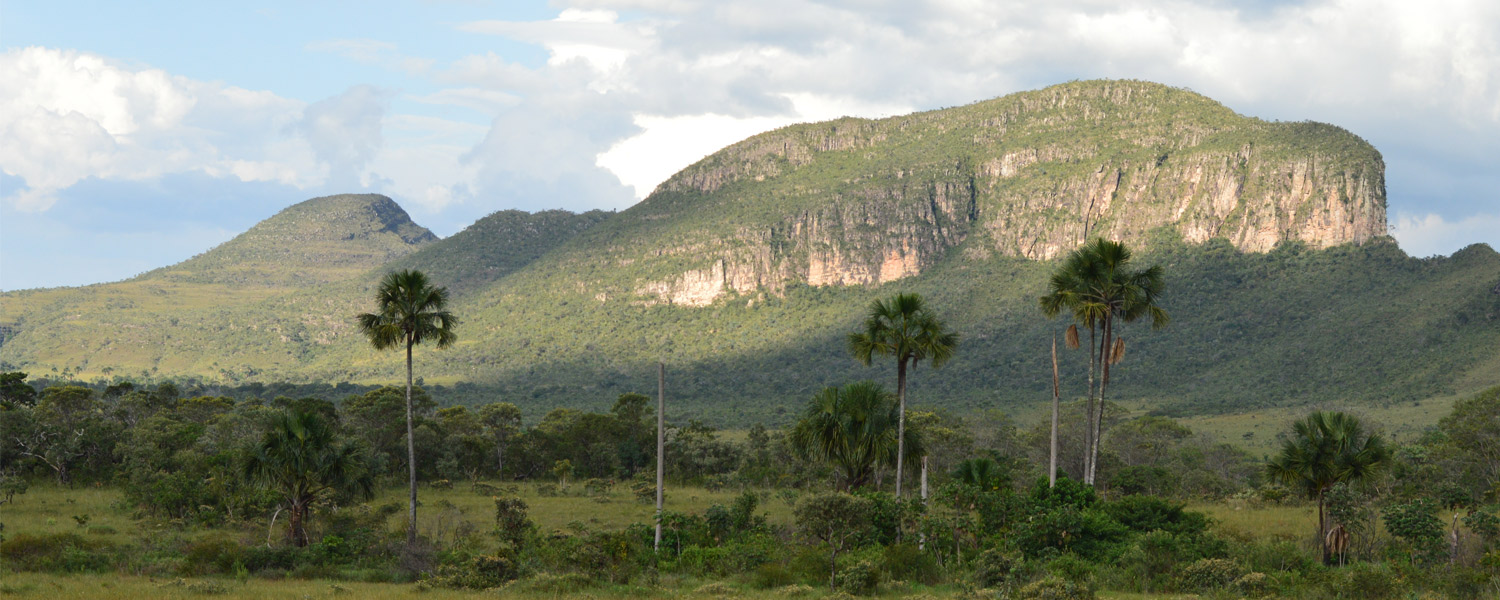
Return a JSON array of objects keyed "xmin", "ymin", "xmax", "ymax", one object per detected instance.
[{"xmin": 1, "ymin": 80, "xmax": 1496, "ymax": 426}]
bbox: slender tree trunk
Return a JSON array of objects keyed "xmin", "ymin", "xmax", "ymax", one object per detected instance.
[
  {"xmin": 289, "ymin": 500, "xmax": 307, "ymax": 547},
  {"xmin": 405, "ymin": 339, "xmax": 418, "ymax": 546},
  {"xmin": 1050, "ymin": 334, "xmax": 1060, "ymax": 488},
  {"xmin": 654, "ymin": 362, "xmax": 665, "ymax": 552},
  {"xmin": 1091, "ymin": 317, "xmax": 1114, "ymax": 486},
  {"xmin": 895, "ymin": 358, "xmax": 908, "ymax": 499},
  {"xmin": 1317, "ymin": 492, "xmax": 1328, "ymax": 565},
  {"xmin": 1085, "ymin": 326, "xmax": 1097, "ymax": 482}
]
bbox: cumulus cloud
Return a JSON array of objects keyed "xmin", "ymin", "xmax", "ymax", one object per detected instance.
[
  {"xmin": 1390, "ymin": 212, "xmax": 1500, "ymax": 258},
  {"xmin": 298, "ymin": 85, "xmax": 392, "ymax": 190},
  {"xmin": 438, "ymin": 0, "xmax": 1498, "ymax": 216},
  {"xmin": 0, "ymin": 47, "xmax": 317, "ymax": 211}
]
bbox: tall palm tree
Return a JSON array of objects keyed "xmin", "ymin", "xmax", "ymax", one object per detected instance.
[
  {"xmin": 356, "ymin": 269, "xmax": 457, "ymax": 545},
  {"xmin": 1266, "ymin": 411, "xmax": 1391, "ymax": 564},
  {"xmin": 790, "ymin": 381, "xmax": 921, "ymax": 491},
  {"xmin": 1039, "ymin": 239, "xmax": 1167, "ymax": 484},
  {"xmin": 244, "ymin": 409, "xmax": 373, "ymax": 547},
  {"xmin": 848, "ymin": 293, "xmax": 957, "ymax": 498}
]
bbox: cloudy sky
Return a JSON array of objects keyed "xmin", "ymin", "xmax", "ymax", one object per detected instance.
[{"xmin": 2, "ymin": 0, "xmax": 1497, "ymax": 290}]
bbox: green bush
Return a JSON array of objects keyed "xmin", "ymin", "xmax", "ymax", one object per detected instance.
[
  {"xmin": 1317, "ymin": 561, "xmax": 1403, "ymax": 600},
  {"xmin": 751, "ymin": 562, "xmax": 798, "ymax": 589},
  {"xmin": 971, "ymin": 547, "xmax": 1019, "ymax": 588},
  {"xmin": 427, "ymin": 553, "xmax": 518, "ymax": 589},
  {"xmin": 1177, "ymin": 558, "xmax": 1244, "ymax": 592},
  {"xmin": 0, "ymin": 532, "xmax": 112, "ymax": 573},
  {"xmin": 1101, "ymin": 495, "xmax": 1209, "ymax": 536},
  {"xmin": 180, "ymin": 535, "xmax": 245, "ymax": 575},
  {"xmin": 1016, "ymin": 576, "xmax": 1096, "ymax": 600},
  {"xmin": 883, "ymin": 543, "xmax": 940, "ymax": 585},
  {"xmin": 833, "ymin": 559, "xmax": 880, "ymax": 596}
]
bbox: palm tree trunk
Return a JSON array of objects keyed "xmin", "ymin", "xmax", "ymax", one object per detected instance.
[
  {"xmin": 405, "ymin": 339, "xmax": 418, "ymax": 546},
  {"xmin": 895, "ymin": 358, "xmax": 908, "ymax": 499},
  {"xmin": 1050, "ymin": 334, "xmax": 1060, "ymax": 488},
  {"xmin": 1091, "ymin": 317, "xmax": 1113, "ymax": 486},
  {"xmin": 1085, "ymin": 325, "xmax": 1097, "ymax": 483}
]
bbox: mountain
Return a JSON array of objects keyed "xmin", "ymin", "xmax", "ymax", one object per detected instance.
[{"xmin": 2, "ymin": 80, "xmax": 1496, "ymax": 428}]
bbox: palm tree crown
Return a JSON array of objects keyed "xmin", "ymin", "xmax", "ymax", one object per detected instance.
[
  {"xmin": 1266, "ymin": 411, "xmax": 1390, "ymax": 563},
  {"xmin": 356, "ymin": 270, "xmax": 458, "ymax": 352},
  {"xmin": 244, "ymin": 408, "xmax": 373, "ymax": 547},
  {"xmin": 1038, "ymin": 239, "xmax": 1167, "ymax": 485},
  {"xmin": 790, "ymin": 381, "xmax": 921, "ymax": 490},
  {"xmin": 847, "ymin": 292, "xmax": 956, "ymax": 498}
]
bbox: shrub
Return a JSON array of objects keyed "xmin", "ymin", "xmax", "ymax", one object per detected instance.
[
  {"xmin": 1319, "ymin": 561, "xmax": 1402, "ymax": 600},
  {"xmin": 752, "ymin": 562, "xmax": 797, "ymax": 589},
  {"xmin": 833, "ymin": 559, "xmax": 880, "ymax": 596},
  {"xmin": 1016, "ymin": 576, "xmax": 1095, "ymax": 600},
  {"xmin": 181, "ymin": 536, "xmax": 245, "ymax": 575},
  {"xmin": 0, "ymin": 532, "xmax": 112, "ymax": 573},
  {"xmin": 493, "ymin": 497, "xmax": 533, "ymax": 550},
  {"xmin": 427, "ymin": 553, "xmax": 518, "ymax": 589},
  {"xmin": 1101, "ymin": 495, "xmax": 1209, "ymax": 536},
  {"xmin": 1177, "ymin": 558, "xmax": 1245, "ymax": 592},
  {"xmin": 1014, "ymin": 507, "xmax": 1128, "ymax": 560},
  {"xmin": 971, "ymin": 547, "xmax": 1019, "ymax": 588},
  {"xmin": 883, "ymin": 543, "xmax": 940, "ymax": 585},
  {"xmin": 1233, "ymin": 572, "xmax": 1270, "ymax": 597},
  {"xmin": 1383, "ymin": 498, "xmax": 1446, "ymax": 564}
]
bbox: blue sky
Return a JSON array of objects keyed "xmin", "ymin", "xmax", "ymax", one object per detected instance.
[{"xmin": 3, "ymin": 0, "xmax": 1498, "ymax": 290}]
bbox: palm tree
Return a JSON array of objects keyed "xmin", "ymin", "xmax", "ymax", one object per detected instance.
[
  {"xmin": 1266, "ymin": 411, "xmax": 1391, "ymax": 564},
  {"xmin": 790, "ymin": 381, "xmax": 921, "ymax": 491},
  {"xmin": 1039, "ymin": 239, "xmax": 1168, "ymax": 484},
  {"xmin": 244, "ymin": 409, "xmax": 373, "ymax": 547},
  {"xmin": 356, "ymin": 269, "xmax": 457, "ymax": 545},
  {"xmin": 848, "ymin": 293, "xmax": 957, "ymax": 498}
]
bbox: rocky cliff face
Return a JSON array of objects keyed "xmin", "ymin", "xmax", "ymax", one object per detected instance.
[{"xmin": 633, "ymin": 80, "xmax": 1387, "ymax": 306}]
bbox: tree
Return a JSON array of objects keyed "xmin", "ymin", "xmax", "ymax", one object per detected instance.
[
  {"xmin": 790, "ymin": 381, "xmax": 921, "ymax": 490},
  {"xmin": 1039, "ymin": 238, "xmax": 1168, "ymax": 485},
  {"xmin": 356, "ymin": 269, "xmax": 457, "ymax": 545},
  {"xmin": 243, "ymin": 408, "xmax": 373, "ymax": 546},
  {"xmin": 1266, "ymin": 411, "xmax": 1391, "ymax": 564},
  {"xmin": 794, "ymin": 492, "xmax": 875, "ymax": 590},
  {"xmin": 848, "ymin": 293, "xmax": 957, "ymax": 498},
  {"xmin": 478, "ymin": 403, "xmax": 522, "ymax": 480},
  {"xmin": 0, "ymin": 372, "xmax": 37, "ymax": 410}
]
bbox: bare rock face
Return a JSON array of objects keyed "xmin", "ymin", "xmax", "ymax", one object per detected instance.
[{"xmin": 633, "ymin": 80, "xmax": 1388, "ymax": 306}]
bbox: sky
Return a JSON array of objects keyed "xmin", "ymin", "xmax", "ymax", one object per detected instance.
[{"xmin": 2, "ymin": 0, "xmax": 1497, "ymax": 291}]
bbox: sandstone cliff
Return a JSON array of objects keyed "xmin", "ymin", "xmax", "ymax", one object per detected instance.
[{"xmin": 631, "ymin": 80, "xmax": 1386, "ymax": 306}]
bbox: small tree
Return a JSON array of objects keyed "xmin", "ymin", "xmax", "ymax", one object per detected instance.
[
  {"xmin": 243, "ymin": 409, "xmax": 374, "ymax": 546},
  {"xmin": 1266, "ymin": 411, "xmax": 1390, "ymax": 564},
  {"xmin": 848, "ymin": 293, "xmax": 957, "ymax": 498},
  {"xmin": 795, "ymin": 492, "xmax": 875, "ymax": 590},
  {"xmin": 478, "ymin": 402, "xmax": 522, "ymax": 480}
]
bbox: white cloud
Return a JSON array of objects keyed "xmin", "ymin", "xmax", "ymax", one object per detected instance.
[
  {"xmin": 1390, "ymin": 212, "xmax": 1500, "ymax": 258},
  {"xmin": 297, "ymin": 85, "xmax": 391, "ymax": 190},
  {"xmin": 0, "ymin": 47, "xmax": 320, "ymax": 211}
]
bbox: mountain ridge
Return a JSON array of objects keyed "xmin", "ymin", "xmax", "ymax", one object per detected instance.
[{"xmin": 2, "ymin": 80, "xmax": 1495, "ymax": 427}]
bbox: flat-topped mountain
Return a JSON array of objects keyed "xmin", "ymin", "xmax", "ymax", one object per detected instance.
[{"xmin": 621, "ymin": 80, "xmax": 1386, "ymax": 305}]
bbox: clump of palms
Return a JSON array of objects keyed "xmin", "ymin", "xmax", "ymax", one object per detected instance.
[
  {"xmin": 848, "ymin": 293, "xmax": 956, "ymax": 497},
  {"xmin": 244, "ymin": 408, "xmax": 373, "ymax": 547},
  {"xmin": 790, "ymin": 381, "xmax": 921, "ymax": 491},
  {"xmin": 1039, "ymin": 239, "xmax": 1167, "ymax": 485},
  {"xmin": 356, "ymin": 269, "xmax": 457, "ymax": 545},
  {"xmin": 1266, "ymin": 411, "xmax": 1390, "ymax": 564}
]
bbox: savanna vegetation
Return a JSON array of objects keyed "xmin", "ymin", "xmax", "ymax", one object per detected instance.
[{"xmin": 3, "ymin": 260, "xmax": 1498, "ymax": 598}]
